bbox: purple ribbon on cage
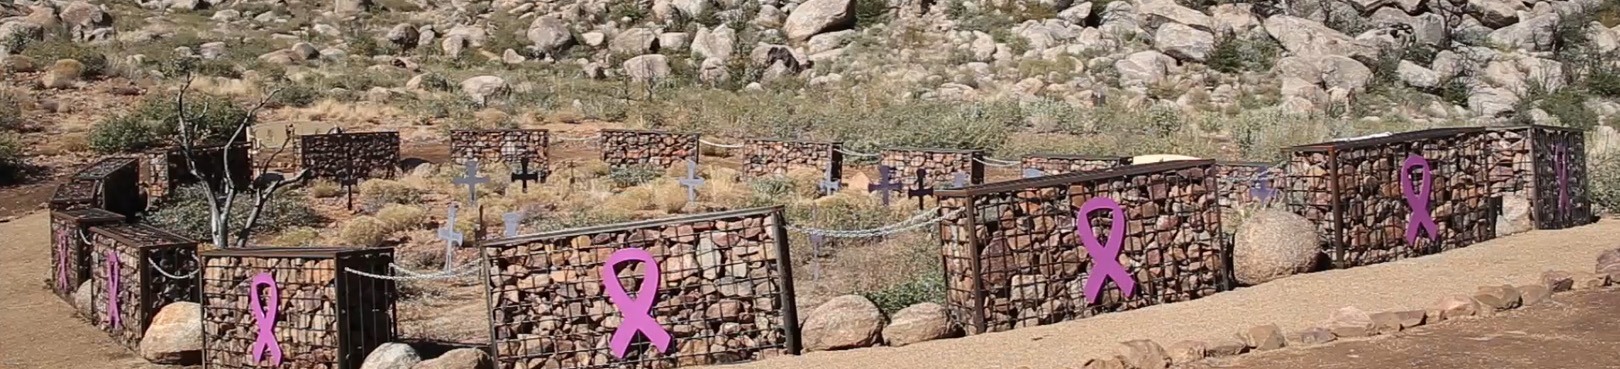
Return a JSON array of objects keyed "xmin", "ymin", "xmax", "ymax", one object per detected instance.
[
  {"xmin": 1076, "ymin": 197, "xmax": 1136, "ymax": 305},
  {"xmin": 248, "ymin": 272, "xmax": 284, "ymax": 366},
  {"xmin": 105, "ymin": 250, "xmax": 120, "ymax": 329},
  {"xmin": 55, "ymin": 230, "xmax": 71, "ymax": 291},
  {"xmin": 1556, "ymin": 144, "xmax": 1571, "ymax": 217},
  {"xmin": 1401, "ymin": 154, "xmax": 1439, "ymax": 245},
  {"xmin": 601, "ymin": 248, "xmax": 672, "ymax": 359}
]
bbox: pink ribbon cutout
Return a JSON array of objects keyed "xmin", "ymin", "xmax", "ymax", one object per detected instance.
[
  {"xmin": 1401, "ymin": 154, "xmax": 1439, "ymax": 244},
  {"xmin": 601, "ymin": 248, "xmax": 672, "ymax": 359},
  {"xmin": 55, "ymin": 230, "xmax": 71, "ymax": 291},
  {"xmin": 1556, "ymin": 144, "xmax": 1571, "ymax": 217},
  {"xmin": 248, "ymin": 272, "xmax": 284, "ymax": 366},
  {"xmin": 105, "ymin": 250, "xmax": 120, "ymax": 329},
  {"xmin": 1076, "ymin": 197, "xmax": 1136, "ymax": 305}
]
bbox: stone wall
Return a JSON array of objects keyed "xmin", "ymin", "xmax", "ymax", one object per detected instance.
[
  {"xmin": 49, "ymin": 209, "xmax": 125, "ymax": 303},
  {"xmin": 200, "ymin": 247, "xmax": 398, "ymax": 369},
  {"xmin": 299, "ymin": 132, "xmax": 400, "ymax": 183},
  {"xmin": 1020, "ymin": 154, "xmax": 1129, "ymax": 176},
  {"xmin": 1284, "ymin": 128, "xmax": 1497, "ymax": 268},
  {"xmin": 1483, "ymin": 126, "xmax": 1592, "ymax": 229},
  {"xmin": 480, "ymin": 207, "xmax": 799, "ymax": 369},
  {"xmin": 879, "ymin": 148, "xmax": 984, "ymax": 196},
  {"xmin": 139, "ymin": 143, "xmax": 252, "ymax": 204},
  {"xmin": 87, "ymin": 223, "xmax": 198, "ymax": 351},
  {"xmin": 741, "ymin": 139, "xmax": 841, "ymax": 178},
  {"xmin": 601, "ymin": 129, "xmax": 699, "ymax": 169},
  {"xmin": 937, "ymin": 161, "xmax": 1227, "ymax": 334},
  {"xmin": 450, "ymin": 129, "xmax": 550, "ymax": 167}
]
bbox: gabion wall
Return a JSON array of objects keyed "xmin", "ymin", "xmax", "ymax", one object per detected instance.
[
  {"xmin": 450, "ymin": 129, "xmax": 550, "ymax": 167},
  {"xmin": 1483, "ymin": 125, "xmax": 1592, "ymax": 229},
  {"xmin": 1020, "ymin": 154, "xmax": 1130, "ymax": 176},
  {"xmin": 299, "ymin": 132, "xmax": 401, "ymax": 183},
  {"xmin": 937, "ymin": 161, "xmax": 1227, "ymax": 334},
  {"xmin": 49, "ymin": 208, "xmax": 125, "ymax": 302},
  {"xmin": 87, "ymin": 223, "xmax": 199, "ymax": 351},
  {"xmin": 601, "ymin": 129, "xmax": 700, "ymax": 169},
  {"xmin": 879, "ymin": 148, "xmax": 984, "ymax": 196},
  {"xmin": 139, "ymin": 143, "xmax": 252, "ymax": 203},
  {"xmin": 200, "ymin": 247, "xmax": 397, "ymax": 369},
  {"xmin": 741, "ymin": 139, "xmax": 841, "ymax": 178}
]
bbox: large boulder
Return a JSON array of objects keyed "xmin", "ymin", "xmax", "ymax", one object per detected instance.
[
  {"xmin": 802, "ymin": 295, "xmax": 884, "ymax": 351},
  {"xmin": 141, "ymin": 302, "xmax": 202, "ymax": 364},
  {"xmin": 1118, "ymin": 340, "xmax": 1170, "ymax": 369},
  {"xmin": 60, "ymin": 1, "xmax": 113, "ymax": 39},
  {"xmin": 623, "ymin": 54, "xmax": 671, "ymax": 83},
  {"xmin": 881, "ymin": 302, "xmax": 955, "ymax": 347},
  {"xmin": 73, "ymin": 281, "xmax": 93, "ymax": 316},
  {"xmin": 1469, "ymin": 86, "xmax": 1519, "ymax": 118},
  {"xmin": 1153, "ymin": 23, "xmax": 1214, "ymax": 63},
  {"xmin": 335, "ymin": 0, "xmax": 372, "ymax": 14},
  {"xmin": 361, "ymin": 343, "xmax": 421, "ymax": 369},
  {"xmin": 1241, "ymin": 324, "xmax": 1285, "ymax": 351},
  {"xmin": 1324, "ymin": 306, "xmax": 1372, "ymax": 338},
  {"xmin": 387, "ymin": 23, "xmax": 418, "ymax": 48},
  {"xmin": 412, "ymin": 348, "xmax": 492, "ymax": 369},
  {"xmin": 1138, "ymin": 0, "xmax": 1213, "ymax": 32},
  {"xmin": 1469, "ymin": 0, "xmax": 1525, "ymax": 28},
  {"xmin": 1597, "ymin": 249, "xmax": 1620, "ymax": 277},
  {"xmin": 1488, "ymin": 13, "xmax": 1560, "ymax": 52},
  {"xmin": 1496, "ymin": 193, "xmax": 1532, "ymax": 237},
  {"xmin": 41, "ymin": 59, "xmax": 84, "ymax": 89},
  {"xmin": 1263, "ymin": 15, "xmax": 1379, "ymax": 61},
  {"xmin": 1233, "ymin": 210, "xmax": 1319, "ymax": 285},
  {"xmin": 527, "ymin": 15, "xmax": 572, "ymax": 54},
  {"xmin": 692, "ymin": 25, "xmax": 736, "ymax": 60},
  {"xmin": 1397, "ymin": 60, "xmax": 1440, "ymax": 89},
  {"xmin": 459, "ymin": 76, "xmax": 509, "ymax": 105},
  {"xmin": 0, "ymin": 21, "xmax": 44, "ymax": 54},
  {"xmin": 784, "ymin": 0, "xmax": 855, "ymax": 41},
  {"xmin": 1209, "ymin": 4, "xmax": 1259, "ymax": 35},
  {"xmin": 1113, "ymin": 50, "xmax": 1176, "ymax": 88},
  {"xmin": 609, "ymin": 28, "xmax": 658, "ymax": 55}
]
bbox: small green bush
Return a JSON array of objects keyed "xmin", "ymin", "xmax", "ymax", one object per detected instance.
[
  {"xmin": 854, "ymin": 0, "xmax": 892, "ymax": 28},
  {"xmin": 861, "ymin": 274, "xmax": 946, "ymax": 316},
  {"xmin": 270, "ymin": 85, "xmax": 321, "ymax": 108},
  {"xmin": 0, "ymin": 133, "xmax": 22, "ymax": 184},
  {"xmin": 88, "ymin": 94, "xmax": 252, "ymax": 153},
  {"xmin": 0, "ymin": 91, "xmax": 24, "ymax": 132},
  {"xmin": 88, "ymin": 115, "xmax": 159, "ymax": 153},
  {"xmin": 358, "ymin": 179, "xmax": 425, "ymax": 205},
  {"xmin": 1208, "ymin": 35, "xmax": 1283, "ymax": 74},
  {"xmin": 1591, "ymin": 153, "xmax": 1620, "ymax": 214},
  {"xmin": 609, "ymin": 166, "xmax": 663, "ymax": 188},
  {"xmin": 1538, "ymin": 88, "xmax": 1599, "ymax": 129},
  {"xmin": 22, "ymin": 39, "xmax": 109, "ymax": 78},
  {"xmin": 144, "ymin": 185, "xmax": 323, "ymax": 242}
]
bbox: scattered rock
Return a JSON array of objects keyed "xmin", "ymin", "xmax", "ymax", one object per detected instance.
[
  {"xmin": 1113, "ymin": 50, "xmax": 1175, "ymax": 88},
  {"xmin": 527, "ymin": 15, "xmax": 572, "ymax": 54},
  {"xmin": 441, "ymin": 35, "xmax": 468, "ymax": 58},
  {"xmin": 1241, "ymin": 324, "xmax": 1284, "ymax": 351},
  {"xmin": 41, "ymin": 59, "xmax": 85, "ymax": 89},
  {"xmin": 1163, "ymin": 340, "xmax": 1206, "ymax": 365},
  {"xmin": 1496, "ymin": 193, "xmax": 1533, "ymax": 236},
  {"xmin": 808, "ymin": 29, "xmax": 856, "ymax": 55},
  {"xmin": 692, "ymin": 26, "xmax": 737, "ymax": 60},
  {"xmin": 1139, "ymin": 0, "xmax": 1213, "ymax": 32},
  {"xmin": 1, "ymin": 55, "xmax": 37, "ymax": 73},
  {"xmin": 1290, "ymin": 328, "xmax": 1337, "ymax": 346},
  {"xmin": 658, "ymin": 32, "xmax": 690, "ymax": 51},
  {"xmin": 72, "ymin": 281, "xmax": 92, "ymax": 315},
  {"xmin": 1325, "ymin": 306, "xmax": 1373, "ymax": 338},
  {"xmin": 1204, "ymin": 338, "xmax": 1248, "ymax": 357},
  {"xmin": 335, "ymin": 0, "xmax": 372, "ymax": 15},
  {"xmin": 0, "ymin": 21, "xmax": 45, "ymax": 54},
  {"xmin": 1153, "ymin": 23, "xmax": 1214, "ymax": 63},
  {"xmin": 411, "ymin": 348, "xmax": 492, "ymax": 369},
  {"xmin": 1233, "ymin": 209, "xmax": 1320, "ymax": 285},
  {"xmin": 1397, "ymin": 60, "xmax": 1440, "ymax": 90},
  {"xmin": 581, "ymin": 31, "xmax": 606, "ymax": 47},
  {"xmin": 622, "ymin": 54, "xmax": 671, "ymax": 83},
  {"xmin": 459, "ymin": 76, "xmax": 509, "ymax": 105},
  {"xmin": 1542, "ymin": 270, "xmax": 1575, "ymax": 292},
  {"xmin": 502, "ymin": 49, "xmax": 526, "ymax": 64},
  {"xmin": 881, "ymin": 302, "xmax": 955, "ymax": 347},
  {"xmin": 1488, "ymin": 13, "xmax": 1560, "ymax": 52},
  {"xmin": 361, "ymin": 343, "xmax": 421, "ymax": 369},
  {"xmin": 1428, "ymin": 295, "xmax": 1479, "ymax": 322},
  {"xmin": 1118, "ymin": 340, "xmax": 1170, "ymax": 369},
  {"xmin": 1518, "ymin": 284, "xmax": 1551, "ymax": 307},
  {"xmin": 1474, "ymin": 285, "xmax": 1522, "ymax": 310},
  {"xmin": 1263, "ymin": 15, "xmax": 1378, "ymax": 61},
  {"xmin": 609, "ymin": 28, "xmax": 659, "ymax": 55},
  {"xmin": 140, "ymin": 302, "xmax": 201, "ymax": 365},
  {"xmin": 802, "ymin": 295, "xmax": 884, "ymax": 351},
  {"xmin": 784, "ymin": 0, "xmax": 855, "ymax": 41},
  {"xmin": 1470, "ymin": 0, "xmax": 1525, "ymax": 28},
  {"xmin": 1597, "ymin": 249, "xmax": 1620, "ymax": 277},
  {"xmin": 1082, "ymin": 356, "xmax": 1128, "ymax": 369},
  {"xmin": 387, "ymin": 23, "xmax": 418, "ymax": 48},
  {"xmin": 698, "ymin": 57, "xmax": 730, "ymax": 84},
  {"xmin": 1572, "ymin": 271, "xmax": 1611, "ymax": 290},
  {"xmin": 1368, "ymin": 311, "xmax": 1419, "ymax": 335}
]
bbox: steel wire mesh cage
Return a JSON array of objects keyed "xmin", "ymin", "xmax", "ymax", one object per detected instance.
[
  {"xmin": 199, "ymin": 247, "xmax": 397, "ymax": 369},
  {"xmin": 48, "ymin": 208, "xmax": 126, "ymax": 302},
  {"xmin": 86, "ymin": 223, "xmax": 199, "ymax": 350},
  {"xmin": 600, "ymin": 129, "xmax": 700, "ymax": 169}
]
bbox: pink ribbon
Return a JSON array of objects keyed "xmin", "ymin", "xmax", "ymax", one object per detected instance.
[
  {"xmin": 601, "ymin": 248, "xmax": 672, "ymax": 359},
  {"xmin": 1076, "ymin": 197, "xmax": 1136, "ymax": 305},
  {"xmin": 105, "ymin": 250, "xmax": 120, "ymax": 329},
  {"xmin": 1401, "ymin": 154, "xmax": 1439, "ymax": 244},
  {"xmin": 248, "ymin": 272, "xmax": 284, "ymax": 366},
  {"xmin": 55, "ymin": 229, "xmax": 71, "ymax": 291},
  {"xmin": 1556, "ymin": 144, "xmax": 1570, "ymax": 217}
]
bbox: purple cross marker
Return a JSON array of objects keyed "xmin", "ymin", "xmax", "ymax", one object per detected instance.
[
  {"xmin": 1249, "ymin": 167, "xmax": 1277, "ymax": 203},
  {"xmin": 952, "ymin": 172, "xmax": 968, "ymax": 188},
  {"xmin": 907, "ymin": 169, "xmax": 935, "ymax": 210},
  {"xmin": 453, "ymin": 160, "xmax": 490, "ymax": 206},
  {"xmin": 867, "ymin": 165, "xmax": 902, "ymax": 206},
  {"xmin": 678, "ymin": 160, "xmax": 705, "ymax": 203},
  {"xmin": 1022, "ymin": 168, "xmax": 1044, "ymax": 179},
  {"xmin": 502, "ymin": 211, "xmax": 523, "ymax": 238}
]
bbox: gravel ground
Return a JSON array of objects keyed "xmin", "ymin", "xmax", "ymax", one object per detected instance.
[{"xmin": 715, "ymin": 219, "xmax": 1620, "ymax": 369}]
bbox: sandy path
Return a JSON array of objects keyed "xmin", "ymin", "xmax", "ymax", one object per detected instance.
[
  {"xmin": 722, "ymin": 219, "xmax": 1620, "ymax": 369},
  {"xmin": 0, "ymin": 212, "xmax": 157, "ymax": 369}
]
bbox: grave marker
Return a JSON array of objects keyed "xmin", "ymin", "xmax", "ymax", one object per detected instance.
[{"xmin": 867, "ymin": 165, "xmax": 902, "ymax": 206}]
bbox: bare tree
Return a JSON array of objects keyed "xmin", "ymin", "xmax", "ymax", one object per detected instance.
[{"xmin": 172, "ymin": 70, "xmax": 308, "ymax": 248}]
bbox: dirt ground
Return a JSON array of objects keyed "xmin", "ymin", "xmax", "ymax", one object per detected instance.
[{"xmin": 1193, "ymin": 289, "xmax": 1620, "ymax": 369}]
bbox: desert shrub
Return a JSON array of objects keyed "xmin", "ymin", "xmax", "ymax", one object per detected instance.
[
  {"xmin": 22, "ymin": 39, "xmax": 109, "ymax": 78},
  {"xmin": 854, "ymin": 0, "xmax": 892, "ymax": 28},
  {"xmin": 609, "ymin": 165, "xmax": 663, "ymax": 188},
  {"xmin": 649, "ymin": 179, "xmax": 691, "ymax": 213},
  {"xmin": 861, "ymin": 273, "xmax": 946, "ymax": 316},
  {"xmin": 1208, "ymin": 35, "xmax": 1283, "ymax": 74},
  {"xmin": 0, "ymin": 91, "xmax": 22, "ymax": 132},
  {"xmin": 603, "ymin": 187, "xmax": 658, "ymax": 213},
  {"xmin": 1537, "ymin": 88, "xmax": 1599, "ymax": 129},
  {"xmin": 0, "ymin": 133, "xmax": 22, "ymax": 184},
  {"xmin": 1590, "ymin": 153, "xmax": 1620, "ymax": 214},
  {"xmin": 307, "ymin": 179, "xmax": 343, "ymax": 198},
  {"xmin": 144, "ymin": 185, "xmax": 323, "ymax": 242},
  {"xmin": 88, "ymin": 115, "xmax": 159, "ymax": 153},
  {"xmin": 270, "ymin": 227, "xmax": 322, "ymax": 246},
  {"xmin": 270, "ymin": 85, "xmax": 322, "ymax": 108},
  {"xmin": 359, "ymin": 179, "xmax": 425, "ymax": 205},
  {"xmin": 339, "ymin": 216, "xmax": 389, "ymax": 246},
  {"xmin": 376, "ymin": 204, "xmax": 428, "ymax": 232}
]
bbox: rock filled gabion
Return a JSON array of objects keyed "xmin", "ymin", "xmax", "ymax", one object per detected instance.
[
  {"xmin": 49, "ymin": 208, "xmax": 125, "ymax": 303},
  {"xmin": 52, "ymin": 157, "xmax": 143, "ymax": 217},
  {"xmin": 480, "ymin": 207, "xmax": 800, "ymax": 369},
  {"xmin": 299, "ymin": 131, "xmax": 401, "ymax": 183},
  {"xmin": 1483, "ymin": 125, "xmax": 1591, "ymax": 230},
  {"xmin": 1215, "ymin": 162, "xmax": 1286, "ymax": 210},
  {"xmin": 140, "ymin": 143, "xmax": 252, "ymax": 205},
  {"xmin": 449, "ymin": 129, "xmax": 550, "ymax": 167},
  {"xmin": 87, "ymin": 223, "xmax": 199, "ymax": 351},
  {"xmin": 879, "ymin": 148, "xmax": 984, "ymax": 195},
  {"xmin": 200, "ymin": 247, "xmax": 397, "ymax": 369},
  {"xmin": 601, "ymin": 129, "xmax": 699, "ymax": 169},
  {"xmin": 1284, "ymin": 128, "xmax": 1497, "ymax": 268},
  {"xmin": 937, "ymin": 161, "xmax": 1227, "ymax": 334},
  {"xmin": 741, "ymin": 139, "xmax": 841, "ymax": 178},
  {"xmin": 1020, "ymin": 154, "xmax": 1129, "ymax": 176}
]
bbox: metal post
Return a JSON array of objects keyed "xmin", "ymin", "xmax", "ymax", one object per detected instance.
[
  {"xmin": 962, "ymin": 195, "xmax": 986, "ymax": 334},
  {"xmin": 769, "ymin": 210, "xmax": 803, "ymax": 355},
  {"xmin": 1328, "ymin": 149, "xmax": 1346, "ymax": 269}
]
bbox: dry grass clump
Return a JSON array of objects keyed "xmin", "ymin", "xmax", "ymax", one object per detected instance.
[
  {"xmin": 307, "ymin": 179, "xmax": 343, "ymax": 198},
  {"xmin": 340, "ymin": 216, "xmax": 389, "ymax": 246},
  {"xmin": 603, "ymin": 186, "xmax": 657, "ymax": 213},
  {"xmin": 376, "ymin": 204, "xmax": 428, "ymax": 232},
  {"xmin": 359, "ymin": 178, "xmax": 426, "ymax": 205},
  {"xmin": 269, "ymin": 227, "xmax": 323, "ymax": 246},
  {"xmin": 647, "ymin": 178, "xmax": 692, "ymax": 213}
]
